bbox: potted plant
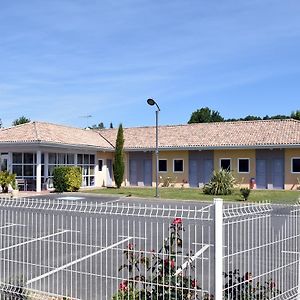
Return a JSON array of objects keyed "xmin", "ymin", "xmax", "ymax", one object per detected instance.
[{"xmin": 0, "ymin": 171, "xmax": 17, "ymax": 193}]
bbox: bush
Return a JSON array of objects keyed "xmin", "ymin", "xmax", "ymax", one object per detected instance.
[
  {"xmin": 203, "ymin": 169, "xmax": 235, "ymax": 195},
  {"xmin": 53, "ymin": 166, "xmax": 82, "ymax": 192},
  {"xmin": 113, "ymin": 124, "xmax": 125, "ymax": 188},
  {"xmin": 240, "ymin": 188, "xmax": 251, "ymax": 201},
  {"xmin": 0, "ymin": 171, "xmax": 16, "ymax": 193}
]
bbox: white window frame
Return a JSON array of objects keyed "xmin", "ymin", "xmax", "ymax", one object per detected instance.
[
  {"xmin": 237, "ymin": 158, "xmax": 250, "ymax": 174},
  {"xmin": 158, "ymin": 159, "xmax": 168, "ymax": 173},
  {"xmin": 219, "ymin": 158, "xmax": 231, "ymax": 171},
  {"xmin": 291, "ymin": 157, "xmax": 300, "ymax": 173},
  {"xmin": 173, "ymin": 159, "xmax": 184, "ymax": 173}
]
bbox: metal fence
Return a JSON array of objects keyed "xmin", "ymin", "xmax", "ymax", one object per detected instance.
[{"xmin": 0, "ymin": 197, "xmax": 299, "ymax": 300}]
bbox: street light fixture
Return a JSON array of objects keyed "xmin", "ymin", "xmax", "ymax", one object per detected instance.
[{"xmin": 147, "ymin": 98, "xmax": 160, "ymax": 198}]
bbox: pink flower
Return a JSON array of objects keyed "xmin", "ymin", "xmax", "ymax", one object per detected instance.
[
  {"xmin": 192, "ymin": 279, "xmax": 198, "ymax": 288},
  {"xmin": 119, "ymin": 281, "xmax": 128, "ymax": 291},
  {"xmin": 244, "ymin": 272, "xmax": 253, "ymax": 282},
  {"xmin": 127, "ymin": 243, "xmax": 134, "ymax": 250},
  {"xmin": 172, "ymin": 218, "xmax": 182, "ymax": 225}
]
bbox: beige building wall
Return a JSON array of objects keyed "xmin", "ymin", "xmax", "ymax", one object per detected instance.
[
  {"xmin": 285, "ymin": 148, "xmax": 300, "ymax": 190},
  {"xmin": 153, "ymin": 151, "xmax": 189, "ymax": 187},
  {"xmin": 213, "ymin": 149, "xmax": 256, "ymax": 187},
  {"xmin": 95, "ymin": 152, "xmax": 114, "ymax": 187}
]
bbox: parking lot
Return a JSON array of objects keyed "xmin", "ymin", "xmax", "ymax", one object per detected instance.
[{"xmin": 0, "ymin": 193, "xmax": 299, "ymax": 299}]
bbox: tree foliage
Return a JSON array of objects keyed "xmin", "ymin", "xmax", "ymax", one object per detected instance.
[
  {"xmin": 113, "ymin": 124, "xmax": 125, "ymax": 188},
  {"xmin": 188, "ymin": 107, "xmax": 300, "ymax": 123},
  {"xmin": 188, "ymin": 107, "xmax": 224, "ymax": 123},
  {"xmin": 53, "ymin": 166, "xmax": 82, "ymax": 192},
  {"xmin": 90, "ymin": 122, "xmax": 105, "ymax": 129},
  {"xmin": 12, "ymin": 116, "xmax": 31, "ymax": 126}
]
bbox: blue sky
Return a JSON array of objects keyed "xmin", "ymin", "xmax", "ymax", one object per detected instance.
[{"xmin": 1, "ymin": 0, "xmax": 300, "ymax": 128}]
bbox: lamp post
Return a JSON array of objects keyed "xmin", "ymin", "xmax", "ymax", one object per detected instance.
[{"xmin": 147, "ymin": 98, "xmax": 160, "ymax": 198}]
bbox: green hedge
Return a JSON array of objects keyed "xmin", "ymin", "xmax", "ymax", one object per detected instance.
[{"xmin": 53, "ymin": 166, "xmax": 82, "ymax": 192}]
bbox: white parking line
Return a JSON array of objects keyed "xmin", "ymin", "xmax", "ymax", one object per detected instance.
[
  {"xmin": 0, "ymin": 230, "xmax": 69, "ymax": 253},
  {"xmin": 175, "ymin": 244, "xmax": 210, "ymax": 276},
  {"xmin": 57, "ymin": 197, "xmax": 85, "ymax": 201},
  {"xmin": 27, "ymin": 236, "xmax": 133, "ymax": 285}
]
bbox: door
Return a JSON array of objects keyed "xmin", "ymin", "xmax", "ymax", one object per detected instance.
[
  {"xmin": 189, "ymin": 160, "xmax": 198, "ymax": 187},
  {"xmin": 204, "ymin": 159, "xmax": 213, "ymax": 184},
  {"xmin": 272, "ymin": 159, "xmax": 284, "ymax": 189},
  {"xmin": 0, "ymin": 154, "xmax": 8, "ymax": 171},
  {"xmin": 256, "ymin": 159, "xmax": 267, "ymax": 189},
  {"xmin": 143, "ymin": 159, "xmax": 152, "ymax": 186},
  {"xmin": 129, "ymin": 160, "xmax": 138, "ymax": 186},
  {"xmin": 106, "ymin": 159, "xmax": 113, "ymax": 187}
]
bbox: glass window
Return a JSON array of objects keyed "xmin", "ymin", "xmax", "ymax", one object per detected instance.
[
  {"xmin": 98, "ymin": 160, "xmax": 103, "ymax": 171},
  {"xmin": 238, "ymin": 159, "xmax": 250, "ymax": 173},
  {"xmin": 77, "ymin": 154, "xmax": 83, "ymax": 165},
  {"xmin": 67, "ymin": 154, "xmax": 74, "ymax": 164},
  {"xmin": 24, "ymin": 165, "xmax": 34, "ymax": 176},
  {"xmin": 49, "ymin": 153, "xmax": 56, "ymax": 164},
  {"xmin": 292, "ymin": 158, "xmax": 300, "ymax": 173},
  {"xmin": 90, "ymin": 155, "xmax": 95, "ymax": 164},
  {"xmin": 24, "ymin": 153, "xmax": 34, "ymax": 164},
  {"xmin": 13, "ymin": 153, "xmax": 22, "ymax": 164},
  {"xmin": 220, "ymin": 159, "xmax": 231, "ymax": 171},
  {"xmin": 12, "ymin": 165, "xmax": 22, "ymax": 176},
  {"xmin": 84, "ymin": 154, "xmax": 89, "ymax": 164},
  {"xmin": 58, "ymin": 153, "xmax": 65, "ymax": 164},
  {"xmin": 174, "ymin": 159, "xmax": 184, "ymax": 172},
  {"xmin": 159, "ymin": 159, "xmax": 167, "ymax": 172}
]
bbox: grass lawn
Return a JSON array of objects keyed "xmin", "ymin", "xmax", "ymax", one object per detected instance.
[{"xmin": 84, "ymin": 187, "xmax": 300, "ymax": 204}]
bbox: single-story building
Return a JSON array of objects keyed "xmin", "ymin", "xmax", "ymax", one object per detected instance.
[{"xmin": 0, "ymin": 119, "xmax": 299, "ymax": 191}]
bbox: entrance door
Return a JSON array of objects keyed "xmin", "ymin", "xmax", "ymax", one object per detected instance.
[
  {"xmin": 256, "ymin": 159, "xmax": 267, "ymax": 189},
  {"xmin": 106, "ymin": 159, "xmax": 113, "ymax": 187},
  {"xmin": 273, "ymin": 159, "xmax": 284, "ymax": 189},
  {"xmin": 0, "ymin": 154, "xmax": 8, "ymax": 171},
  {"xmin": 204, "ymin": 159, "xmax": 213, "ymax": 184},
  {"xmin": 189, "ymin": 160, "xmax": 198, "ymax": 187},
  {"xmin": 129, "ymin": 160, "xmax": 138, "ymax": 186},
  {"xmin": 143, "ymin": 159, "xmax": 152, "ymax": 186}
]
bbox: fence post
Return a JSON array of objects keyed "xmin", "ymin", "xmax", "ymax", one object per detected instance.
[{"xmin": 214, "ymin": 198, "xmax": 223, "ymax": 299}]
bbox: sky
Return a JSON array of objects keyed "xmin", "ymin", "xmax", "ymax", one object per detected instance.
[{"xmin": 1, "ymin": 0, "xmax": 300, "ymax": 129}]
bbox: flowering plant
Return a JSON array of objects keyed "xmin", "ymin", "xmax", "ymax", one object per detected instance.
[{"xmin": 113, "ymin": 218, "xmax": 212, "ymax": 300}]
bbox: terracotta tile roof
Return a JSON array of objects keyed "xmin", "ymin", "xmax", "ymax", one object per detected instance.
[
  {"xmin": 0, "ymin": 119, "xmax": 299, "ymax": 150},
  {"xmin": 99, "ymin": 119, "xmax": 300, "ymax": 150},
  {"xmin": 0, "ymin": 122, "xmax": 113, "ymax": 149}
]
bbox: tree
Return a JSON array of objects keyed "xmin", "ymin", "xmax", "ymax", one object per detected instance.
[
  {"xmin": 90, "ymin": 122, "xmax": 105, "ymax": 129},
  {"xmin": 291, "ymin": 110, "xmax": 300, "ymax": 120},
  {"xmin": 12, "ymin": 116, "xmax": 31, "ymax": 126},
  {"xmin": 0, "ymin": 118, "xmax": 2, "ymax": 128},
  {"xmin": 110, "ymin": 122, "xmax": 113, "ymax": 128},
  {"xmin": 188, "ymin": 107, "xmax": 224, "ymax": 124},
  {"xmin": 113, "ymin": 124, "xmax": 125, "ymax": 188}
]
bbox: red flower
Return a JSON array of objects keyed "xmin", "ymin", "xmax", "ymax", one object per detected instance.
[
  {"xmin": 270, "ymin": 281, "xmax": 276, "ymax": 289},
  {"xmin": 192, "ymin": 279, "xmax": 198, "ymax": 288},
  {"xmin": 119, "ymin": 280, "xmax": 128, "ymax": 291},
  {"xmin": 164, "ymin": 258, "xmax": 175, "ymax": 268},
  {"xmin": 172, "ymin": 218, "xmax": 182, "ymax": 225},
  {"xmin": 127, "ymin": 243, "xmax": 134, "ymax": 250}
]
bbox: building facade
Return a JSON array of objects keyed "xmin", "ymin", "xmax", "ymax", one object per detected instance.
[{"xmin": 0, "ymin": 119, "xmax": 299, "ymax": 191}]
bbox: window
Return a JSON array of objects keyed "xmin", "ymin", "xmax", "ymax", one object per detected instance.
[
  {"xmin": 98, "ymin": 159, "xmax": 103, "ymax": 171},
  {"xmin": 292, "ymin": 158, "xmax": 300, "ymax": 173},
  {"xmin": 220, "ymin": 159, "xmax": 231, "ymax": 171},
  {"xmin": 173, "ymin": 159, "xmax": 184, "ymax": 172},
  {"xmin": 159, "ymin": 159, "xmax": 167, "ymax": 172},
  {"xmin": 238, "ymin": 158, "xmax": 250, "ymax": 173}
]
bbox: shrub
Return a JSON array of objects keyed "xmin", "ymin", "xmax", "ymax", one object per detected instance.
[
  {"xmin": 53, "ymin": 166, "xmax": 82, "ymax": 192},
  {"xmin": 0, "ymin": 171, "xmax": 16, "ymax": 193},
  {"xmin": 203, "ymin": 169, "xmax": 235, "ymax": 195},
  {"xmin": 240, "ymin": 188, "xmax": 251, "ymax": 201}
]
